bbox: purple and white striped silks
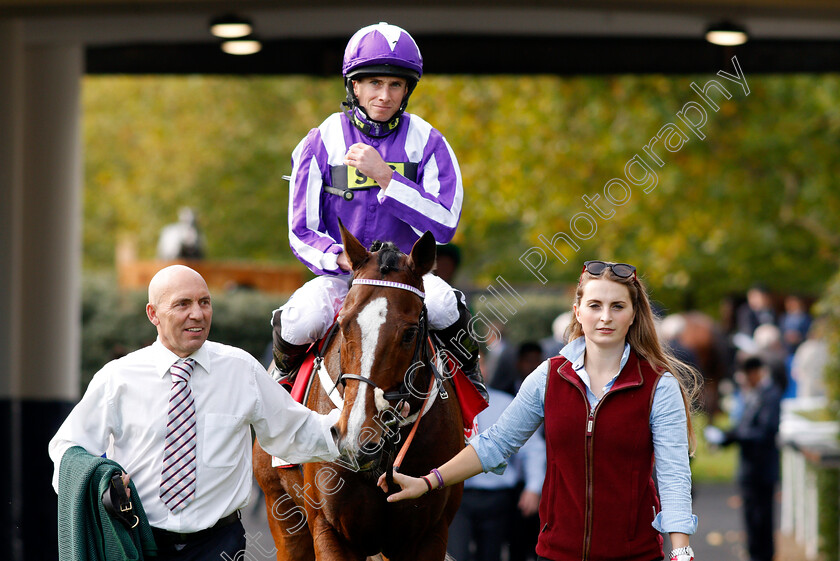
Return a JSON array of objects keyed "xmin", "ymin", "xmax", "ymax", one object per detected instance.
[{"xmin": 287, "ymin": 111, "xmax": 463, "ymax": 276}]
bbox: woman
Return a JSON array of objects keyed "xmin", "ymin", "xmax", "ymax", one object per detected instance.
[{"xmin": 380, "ymin": 261, "xmax": 701, "ymax": 561}]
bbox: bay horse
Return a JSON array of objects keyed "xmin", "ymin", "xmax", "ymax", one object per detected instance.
[
  {"xmin": 253, "ymin": 223, "xmax": 464, "ymax": 561},
  {"xmin": 663, "ymin": 311, "xmax": 732, "ymax": 415}
]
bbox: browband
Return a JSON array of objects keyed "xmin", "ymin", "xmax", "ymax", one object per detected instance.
[{"xmin": 351, "ymin": 278, "xmax": 425, "ymax": 300}]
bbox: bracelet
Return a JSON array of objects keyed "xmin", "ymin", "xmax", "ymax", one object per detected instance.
[
  {"xmin": 430, "ymin": 468, "xmax": 444, "ymax": 490},
  {"xmin": 421, "ymin": 476, "xmax": 433, "ymax": 493},
  {"xmin": 669, "ymin": 545, "xmax": 694, "ymax": 560}
]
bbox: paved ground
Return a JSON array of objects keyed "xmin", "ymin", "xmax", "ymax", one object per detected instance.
[
  {"xmin": 241, "ymin": 480, "xmax": 808, "ymax": 560},
  {"xmin": 691, "ymin": 481, "xmax": 807, "ymax": 561},
  {"xmin": 690, "ymin": 481, "xmax": 751, "ymax": 560},
  {"xmin": 241, "ymin": 482, "xmax": 276, "ymax": 560}
]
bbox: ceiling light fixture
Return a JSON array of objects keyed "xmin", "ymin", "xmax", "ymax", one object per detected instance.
[
  {"xmin": 705, "ymin": 21, "xmax": 749, "ymax": 46},
  {"xmin": 210, "ymin": 14, "xmax": 253, "ymax": 39},
  {"xmin": 221, "ymin": 38, "xmax": 263, "ymax": 56}
]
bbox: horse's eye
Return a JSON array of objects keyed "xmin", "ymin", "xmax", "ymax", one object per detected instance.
[{"xmin": 402, "ymin": 327, "xmax": 419, "ymax": 344}]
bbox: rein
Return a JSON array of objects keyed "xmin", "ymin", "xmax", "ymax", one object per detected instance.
[
  {"xmin": 392, "ymin": 336, "xmax": 451, "ymax": 467},
  {"xmin": 392, "ymin": 355, "xmax": 437, "ymax": 471},
  {"xmin": 384, "ymin": 333, "xmax": 438, "ymax": 491}
]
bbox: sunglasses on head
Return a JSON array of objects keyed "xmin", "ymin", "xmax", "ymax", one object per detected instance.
[{"xmin": 582, "ymin": 260, "xmax": 637, "ymax": 280}]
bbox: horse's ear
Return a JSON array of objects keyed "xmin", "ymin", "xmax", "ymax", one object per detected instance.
[
  {"xmin": 408, "ymin": 231, "xmax": 437, "ymax": 277},
  {"xmin": 339, "ymin": 219, "xmax": 368, "ymax": 270}
]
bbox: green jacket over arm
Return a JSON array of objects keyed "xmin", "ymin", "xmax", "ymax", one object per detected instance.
[{"xmin": 57, "ymin": 446, "xmax": 157, "ymax": 561}]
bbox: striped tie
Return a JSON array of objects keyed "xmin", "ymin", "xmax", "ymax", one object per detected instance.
[{"xmin": 160, "ymin": 357, "xmax": 197, "ymax": 512}]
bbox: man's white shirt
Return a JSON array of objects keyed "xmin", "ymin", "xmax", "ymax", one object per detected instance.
[{"xmin": 49, "ymin": 339, "xmax": 339, "ymax": 533}]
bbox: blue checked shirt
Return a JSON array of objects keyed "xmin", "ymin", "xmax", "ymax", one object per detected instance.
[{"xmin": 471, "ymin": 336, "xmax": 698, "ymax": 535}]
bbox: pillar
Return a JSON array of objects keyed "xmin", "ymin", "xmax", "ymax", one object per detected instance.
[
  {"xmin": 0, "ymin": 18, "xmax": 26, "ymax": 560},
  {"xmin": 0, "ymin": 20, "xmax": 84, "ymax": 559}
]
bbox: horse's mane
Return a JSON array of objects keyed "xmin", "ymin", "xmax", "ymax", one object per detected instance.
[{"xmin": 370, "ymin": 240, "xmax": 404, "ymax": 275}]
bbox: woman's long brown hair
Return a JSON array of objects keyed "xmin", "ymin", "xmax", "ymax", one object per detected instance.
[{"xmin": 566, "ymin": 268, "xmax": 703, "ymax": 454}]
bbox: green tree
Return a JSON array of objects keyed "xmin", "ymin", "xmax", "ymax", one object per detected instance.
[{"xmin": 84, "ymin": 72, "xmax": 840, "ymax": 314}]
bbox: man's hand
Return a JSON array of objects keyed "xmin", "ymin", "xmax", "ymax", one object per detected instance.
[
  {"xmin": 518, "ymin": 490, "xmax": 540, "ymax": 517},
  {"xmin": 344, "ymin": 143, "xmax": 394, "ymax": 190},
  {"xmin": 120, "ymin": 472, "xmax": 131, "ymax": 499}
]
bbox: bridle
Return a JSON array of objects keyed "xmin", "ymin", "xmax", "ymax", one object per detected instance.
[
  {"xmin": 316, "ymin": 276, "xmax": 450, "ymax": 480},
  {"xmin": 322, "ymin": 277, "xmax": 448, "ymax": 405},
  {"xmin": 336, "ymin": 304, "xmax": 432, "ymax": 402},
  {"xmin": 352, "ymin": 277, "xmax": 426, "ymax": 300}
]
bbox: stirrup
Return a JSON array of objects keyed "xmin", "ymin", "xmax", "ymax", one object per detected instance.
[{"xmin": 269, "ymin": 363, "xmax": 295, "ymax": 391}]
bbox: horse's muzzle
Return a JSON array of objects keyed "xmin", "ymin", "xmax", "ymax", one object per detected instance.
[{"xmin": 335, "ymin": 431, "xmax": 391, "ymax": 472}]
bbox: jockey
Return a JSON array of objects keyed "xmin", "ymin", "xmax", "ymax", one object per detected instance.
[{"xmin": 273, "ymin": 22, "xmax": 488, "ymax": 402}]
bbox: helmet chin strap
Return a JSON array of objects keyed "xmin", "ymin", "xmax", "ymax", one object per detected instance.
[{"xmin": 341, "ymin": 101, "xmax": 401, "ymax": 139}]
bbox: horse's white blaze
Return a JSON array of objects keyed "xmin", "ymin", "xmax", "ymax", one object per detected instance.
[{"xmin": 346, "ymin": 297, "xmax": 388, "ymax": 451}]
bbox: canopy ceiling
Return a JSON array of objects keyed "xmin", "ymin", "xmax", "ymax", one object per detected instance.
[{"xmin": 3, "ymin": 1, "xmax": 840, "ymax": 74}]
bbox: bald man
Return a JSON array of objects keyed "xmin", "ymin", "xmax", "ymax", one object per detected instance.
[{"xmin": 49, "ymin": 265, "xmax": 340, "ymax": 560}]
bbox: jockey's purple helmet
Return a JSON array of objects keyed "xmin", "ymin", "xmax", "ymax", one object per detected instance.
[
  {"xmin": 341, "ymin": 22, "xmax": 423, "ymax": 137},
  {"xmin": 342, "ymin": 22, "xmax": 423, "ymax": 81}
]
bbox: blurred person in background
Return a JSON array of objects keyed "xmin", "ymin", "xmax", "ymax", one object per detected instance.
[
  {"xmin": 752, "ymin": 324, "xmax": 790, "ymax": 396},
  {"xmin": 157, "ymin": 207, "xmax": 205, "ymax": 261},
  {"xmin": 659, "ymin": 314, "xmax": 701, "ymax": 374},
  {"xmin": 490, "ymin": 340, "xmax": 545, "ymax": 397},
  {"xmin": 778, "ymin": 294, "xmax": 811, "ymax": 354},
  {"xmin": 705, "ymin": 356, "xmax": 781, "ymax": 561},
  {"xmin": 736, "ymin": 284, "xmax": 776, "ymax": 337},
  {"xmin": 434, "ymin": 242, "xmax": 462, "ymax": 285},
  {"xmin": 791, "ymin": 317, "xmax": 829, "ymax": 399},
  {"xmin": 485, "ymin": 318, "xmax": 517, "ymax": 391},
  {"xmin": 540, "ymin": 311, "xmax": 572, "ymax": 360},
  {"xmin": 508, "ymin": 342, "xmax": 548, "ymax": 561}
]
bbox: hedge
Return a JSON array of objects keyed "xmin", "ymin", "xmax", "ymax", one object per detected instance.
[
  {"xmin": 814, "ymin": 266, "xmax": 840, "ymax": 420},
  {"xmin": 80, "ymin": 273, "xmax": 284, "ymax": 389},
  {"xmin": 467, "ymin": 287, "xmax": 571, "ymax": 349}
]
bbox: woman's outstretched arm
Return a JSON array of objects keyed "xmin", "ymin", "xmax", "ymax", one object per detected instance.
[{"xmin": 378, "ymin": 444, "xmax": 483, "ymax": 502}]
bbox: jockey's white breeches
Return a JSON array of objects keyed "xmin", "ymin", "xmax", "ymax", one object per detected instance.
[{"xmin": 274, "ymin": 273, "xmax": 461, "ymax": 346}]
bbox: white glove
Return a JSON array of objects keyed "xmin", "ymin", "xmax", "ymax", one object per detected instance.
[{"xmin": 704, "ymin": 425, "xmax": 725, "ymax": 445}]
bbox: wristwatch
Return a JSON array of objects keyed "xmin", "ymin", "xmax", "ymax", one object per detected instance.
[{"xmin": 669, "ymin": 546, "xmax": 694, "ymax": 561}]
